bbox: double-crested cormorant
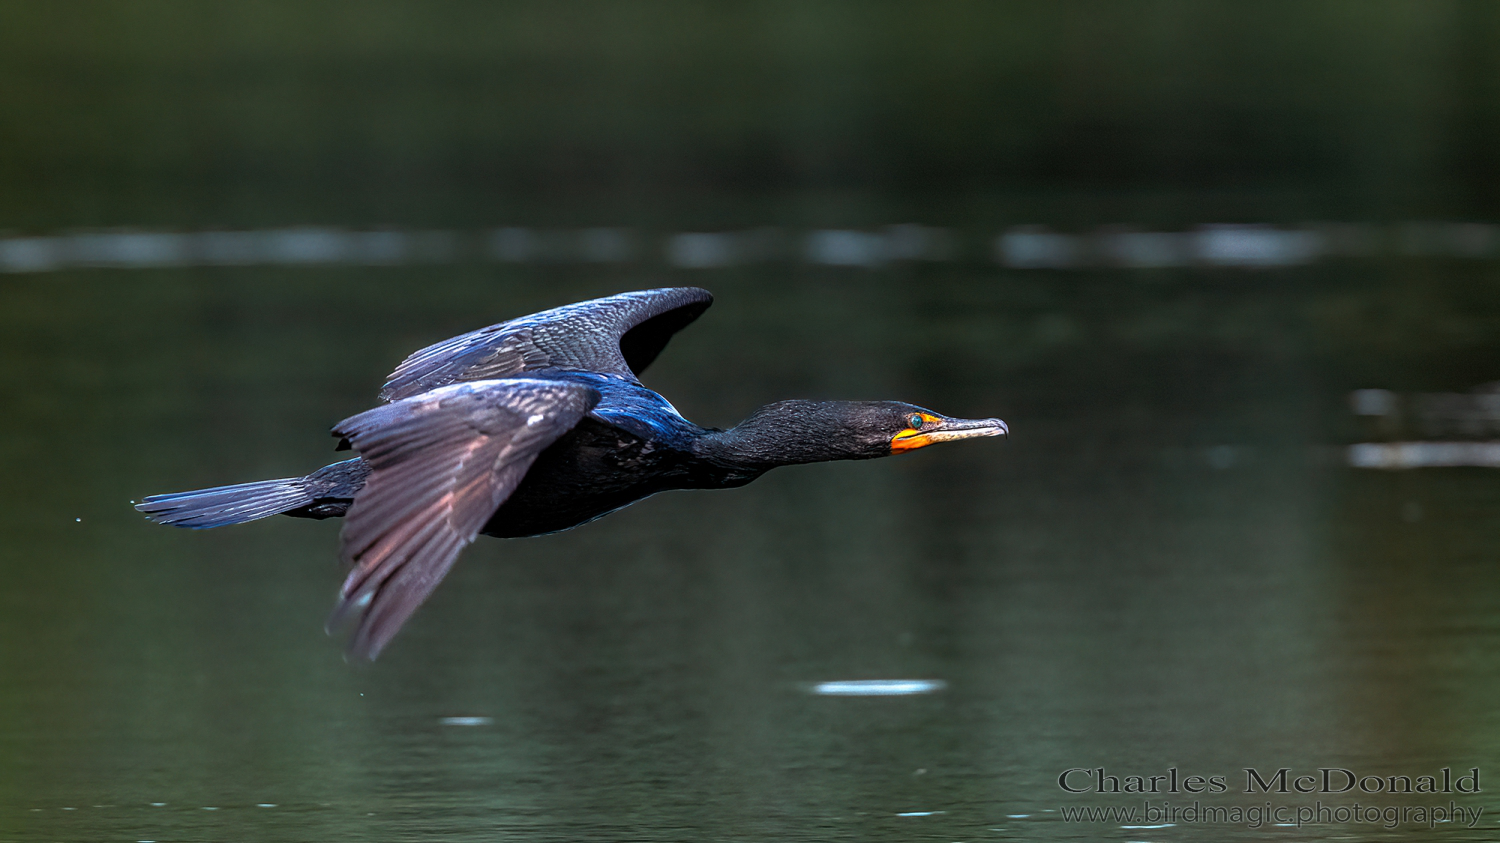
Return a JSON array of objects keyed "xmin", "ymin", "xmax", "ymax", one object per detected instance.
[{"xmin": 137, "ymin": 288, "xmax": 1007, "ymax": 659}]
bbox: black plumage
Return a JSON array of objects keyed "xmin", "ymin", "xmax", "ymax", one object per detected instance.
[{"xmin": 137, "ymin": 287, "xmax": 1007, "ymax": 659}]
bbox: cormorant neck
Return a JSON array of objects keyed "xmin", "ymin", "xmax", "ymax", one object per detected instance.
[{"xmin": 693, "ymin": 400, "xmax": 883, "ymax": 472}]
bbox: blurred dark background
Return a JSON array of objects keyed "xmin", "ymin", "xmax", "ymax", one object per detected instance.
[{"xmin": 3, "ymin": 1, "xmax": 1498, "ymax": 228}]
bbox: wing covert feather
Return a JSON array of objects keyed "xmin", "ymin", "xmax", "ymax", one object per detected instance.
[
  {"xmin": 379, "ymin": 287, "xmax": 712, "ymax": 402},
  {"xmin": 329, "ymin": 378, "xmax": 599, "ymax": 659}
]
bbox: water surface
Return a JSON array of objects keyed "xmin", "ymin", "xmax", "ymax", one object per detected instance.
[{"xmin": 2, "ymin": 269, "xmax": 1497, "ymax": 842}]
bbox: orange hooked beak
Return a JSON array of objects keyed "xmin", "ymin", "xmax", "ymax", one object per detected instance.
[{"xmin": 891, "ymin": 413, "xmax": 1009, "ymax": 454}]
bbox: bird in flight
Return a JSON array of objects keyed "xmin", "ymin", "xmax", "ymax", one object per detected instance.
[{"xmin": 137, "ymin": 288, "xmax": 1007, "ymax": 659}]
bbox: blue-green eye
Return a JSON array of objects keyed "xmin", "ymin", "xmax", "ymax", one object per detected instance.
[{"xmin": 907, "ymin": 414, "xmax": 923, "ymax": 429}]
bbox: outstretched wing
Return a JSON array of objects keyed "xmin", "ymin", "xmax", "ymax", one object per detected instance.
[
  {"xmin": 328, "ymin": 378, "xmax": 600, "ymax": 659},
  {"xmin": 379, "ymin": 287, "xmax": 713, "ymax": 402}
]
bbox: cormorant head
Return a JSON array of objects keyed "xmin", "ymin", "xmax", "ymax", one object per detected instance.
[
  {"xmin": 847, "ymin": 401, "xmax": 1009, "ymax": 457},
  {"xmin": 716, "ymin": 399, "xmax": 1008, "ymax": 465},
  {"xmin": 882, "ymin": 403, "xmax": 1009, "ymax": 455}
]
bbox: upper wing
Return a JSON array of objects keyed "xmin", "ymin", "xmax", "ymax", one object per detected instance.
[
  {"xmin": 328, "ymin": 378, "xmax": 600, "ymax": 659},
  {"xmin": 379, "ymin": 287, "xmax": 713, "ymax": 402}
]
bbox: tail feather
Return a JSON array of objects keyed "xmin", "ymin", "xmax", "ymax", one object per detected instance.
[{"xmin": 136, "ymin": 477, "xmax": 314, "ymax": 529}]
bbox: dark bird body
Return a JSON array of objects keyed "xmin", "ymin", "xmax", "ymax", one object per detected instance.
[{"xmin": 138, "ymin": 288, "xmax": 1006, "ymax": 659}]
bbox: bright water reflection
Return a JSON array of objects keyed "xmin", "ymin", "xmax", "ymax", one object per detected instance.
[
  {"xmin": 809, "ymin": 680, "xmax": 947, "ymax": 697},
  {"xmin": 6, "ymin": 220, "xmax": 1498, "ymax": 273}
]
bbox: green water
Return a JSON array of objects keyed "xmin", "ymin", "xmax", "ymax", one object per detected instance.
[
  {"xmin": 5, "ymin": 4, "xmax": 1500, "ymax": 842},
  {"xmin": 4, "ymin": 270, "xmax": 1499, "ymax": 842}
]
